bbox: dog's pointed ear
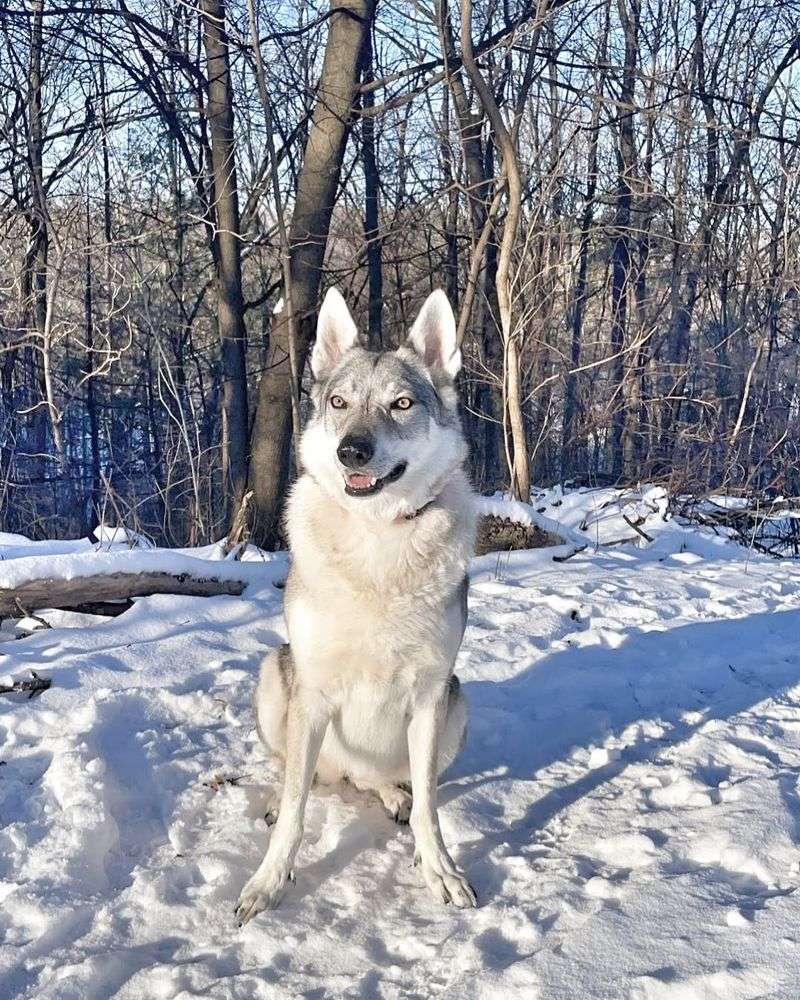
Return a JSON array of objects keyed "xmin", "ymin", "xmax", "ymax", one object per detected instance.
[
  {"xmin": 407, "ymin": 290, "xmax": 461, "ymax": 379},
  {"xmin": 311, "ymin": 288, "xmax": 359, "ymax": 379}
]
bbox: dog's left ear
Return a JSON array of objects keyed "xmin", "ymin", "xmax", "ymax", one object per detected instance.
[
  {"xmin": 311, "ymin": 287, "xmax": 359, "ymax": 379},
  {"xmin": 407, "ymin": 290, "xmax": 461, "ymax": 379}
]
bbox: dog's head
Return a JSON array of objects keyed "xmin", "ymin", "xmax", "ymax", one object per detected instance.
[{"xmin": 299, "ymin": 288, "xmax": 467, "ymax": 519}]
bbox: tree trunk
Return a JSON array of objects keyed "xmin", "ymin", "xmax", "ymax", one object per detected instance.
[
  {"xmin": 84, "ymin": 199, "xmax": 101, "ymax": 531},
  {"xmin": 562, "ymin": 33, "xmax": 607, "ymax": 479},
  {"xmin": 249, "ymin": 0, "xmax": 373, "ymax": 548},
  {"xmin": 439, "ymin": 5, "xmax": 501, "ymax": 489},
  {"xmin": 24, "ymin": 0, "xmax": 50, "ymax": 483},
  {"xmin": 609, "ymin": 0, "xmax": 638, "ymax": 481},
  {"xmin": 200, "ymin": 0, "xmax": 249, "ymax": 521},
  {"xmin": 460, "ymin": 0, "xmax": 530, "ymax": 500},
  {"xmin": 361, "ymin": 24, "xmax": 383, "ymax": 348}
]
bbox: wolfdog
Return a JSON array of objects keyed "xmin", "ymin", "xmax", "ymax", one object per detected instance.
[{"xmin": 235, "ymin": 288, "xmax": 477, "ymax": 923}]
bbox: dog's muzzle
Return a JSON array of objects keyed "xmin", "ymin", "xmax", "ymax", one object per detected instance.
[
  {"xmin": 337, "ymin": 432, "xmax": 407, "ymax": 496},
  {"xmin": 342, "ymin": 462, "xmax": 407, "ymax": 497}
]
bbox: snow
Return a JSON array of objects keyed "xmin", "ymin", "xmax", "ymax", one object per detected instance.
[
  {"xmin": 92, "ymin": 526, "xmax": 156, "ymax": 550},
  {"xmin": 480, "ymin": 483, "xmax": 799, "ymax": 563},
  {"xmin": 2, "ymin": 503, "xmax": 800, "ymax": 998}
]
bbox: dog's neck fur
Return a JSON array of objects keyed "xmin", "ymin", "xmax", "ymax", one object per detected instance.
[
  {"xmin": 395, "ymin": 464, "xmax": 456, "ymax": 523},
  {"xmin": 399, "ymin": 497, "xmax": 437, "ymax": 522},
  {"xmin": 286, "ymin": 466, "xmax": 476, "ymax": 602}
]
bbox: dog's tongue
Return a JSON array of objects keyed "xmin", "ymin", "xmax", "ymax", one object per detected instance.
[{"xmin": 347, "ymin": 473, "xmax": 373, "ymax": 490}]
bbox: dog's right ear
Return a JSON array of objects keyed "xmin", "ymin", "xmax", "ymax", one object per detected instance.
[
  {"xmin": 311, "ymin": 288, "xmax": 359, "ymax": 380},
  {"xmin": 407, "ymin": 289, "xmax": 461, "ymax": 379}
]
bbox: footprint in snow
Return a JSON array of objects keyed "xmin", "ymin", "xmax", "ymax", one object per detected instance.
[{"xmin": 646, "ymin": 772, "xmax": 738, "ymax": 810}]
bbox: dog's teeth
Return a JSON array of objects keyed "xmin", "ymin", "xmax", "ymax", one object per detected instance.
[{"xmin": 369, "ymin": 477, "xmax": 376, "ymax": 486}]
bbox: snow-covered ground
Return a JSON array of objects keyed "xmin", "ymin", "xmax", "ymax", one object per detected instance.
[{"xmin": 3, "ymin": 493, "xmax": 800, "ymax": 998}]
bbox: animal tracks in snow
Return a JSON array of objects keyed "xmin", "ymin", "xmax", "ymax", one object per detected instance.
[{"xmin": 645, "ymin": 771, "xmax": 735, "ymax": 810}]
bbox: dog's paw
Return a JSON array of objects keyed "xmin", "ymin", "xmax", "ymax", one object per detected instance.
[
  {"xmin": 262, "ymin": 788, "xmax": 281, "ymax": 827},
  {"xmin": 234, "ymin": 866, "xmax": 290, "ymax": 925},
  {"xmin": 380, "ymin": 785, "xmax": 412, "ymax": 824},
  {"xmin": 419, "ymin": 857, "xmax": 477, "ymax": 908}
]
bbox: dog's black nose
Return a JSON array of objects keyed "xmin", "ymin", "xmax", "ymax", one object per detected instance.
[{"xmin": 337, "ymin": 434, "xmax": 374, "ymax": 468}]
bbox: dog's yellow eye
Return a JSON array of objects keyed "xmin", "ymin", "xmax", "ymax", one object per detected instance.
[
  {"xmin": 330, "ymin": 395, "xmax": 347, "ymax": 409},
  {"xmin": 393, "ymin": 397, "xmax": 413, "ymax": 410}
]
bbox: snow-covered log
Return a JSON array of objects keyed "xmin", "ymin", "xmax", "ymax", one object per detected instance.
[{"xmin": 0, "ymin": 571, "xmax": 246, "ymax": 618}]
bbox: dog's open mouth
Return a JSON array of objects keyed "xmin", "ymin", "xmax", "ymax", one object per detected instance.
[{"xmin": 343, "ymin": 462, "xmax": 407, "ymax": 497}]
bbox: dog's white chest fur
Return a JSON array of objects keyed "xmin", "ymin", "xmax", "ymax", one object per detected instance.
[{"xmin": 284, "ymin": 471, "xmax": 475, "ymax": 706}]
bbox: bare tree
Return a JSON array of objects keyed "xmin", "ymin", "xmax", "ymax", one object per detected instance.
[
  {"xmin": 249, "ymin": 0, "xmax": 374, "ymax": 548},
  {"xmin": 200, "ymin": 0, "xmax": 249, "ymax": 519}
]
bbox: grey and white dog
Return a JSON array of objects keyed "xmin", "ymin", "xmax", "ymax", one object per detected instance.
[{"xmin": 235, "ymin": 288, "xmax": 477, "ymax": 923}]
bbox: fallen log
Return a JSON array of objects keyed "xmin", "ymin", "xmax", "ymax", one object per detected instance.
[
  {"xmin": 0, "ymin": 571, "xmax": 246, "ymax": 619},
  {"xmin": 56, "ymin": 600, "xmax": 133, "ymax": 617}
]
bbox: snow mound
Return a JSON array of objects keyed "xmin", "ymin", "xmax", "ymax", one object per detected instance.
[{"xmin": 92, "ymin": 525, "xmax": 156, "ymax": 550}]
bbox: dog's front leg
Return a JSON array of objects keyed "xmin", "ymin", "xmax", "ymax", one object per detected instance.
[
  {"xmin": 236, "ymin": 690, "xmax": 329, "ymax": 924},
  {"xmin": 407, "ymin": 690, "xmax": 477, "ymax": 908}
]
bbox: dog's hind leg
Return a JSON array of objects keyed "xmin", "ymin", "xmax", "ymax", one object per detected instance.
[
  {"xmin": 253, "ymin": 644, "xmax": 344, "ymax": 827},
  {"xmin": 253, "ymin": 644, "xmax": 292, "ymax": 757},
  {"xmin": 348, "ymin": 775, "xmax": 413, "ymax": 824},
  {"xmin": 380, "ymin": 785, "xmax": 413, "ymax": 824},
  {"xmin": 262, "ymin": 784, "xmax": 281, "ymax": 826},
  {"xmin": 252, "ymin": 645, "xmax": 292, "ymax": 825},
  {"xmin": 437, "ymin": 674, "xmax": 467, "ymax": 775}
]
